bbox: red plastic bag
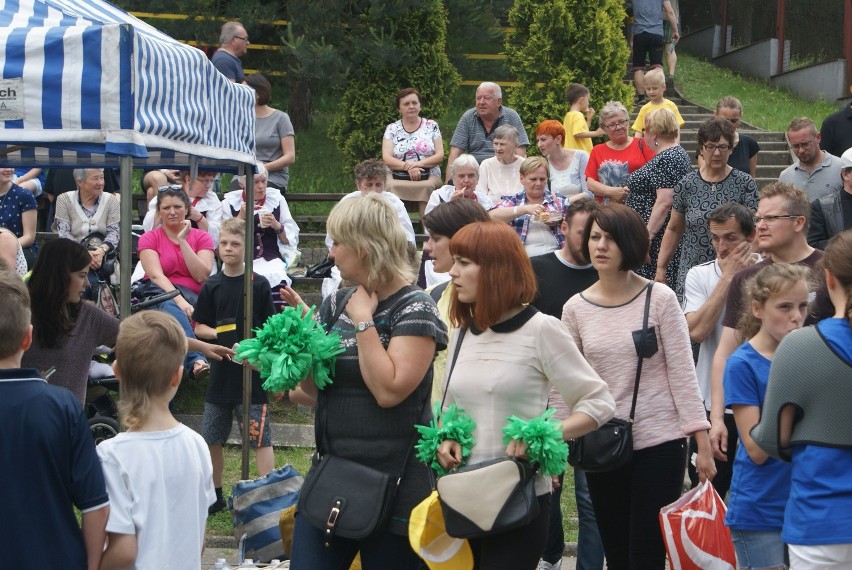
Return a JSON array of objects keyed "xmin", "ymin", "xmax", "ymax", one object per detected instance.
[{"xmin": 659, "ymin": 480, "xmax": 736, "ymax": 570}]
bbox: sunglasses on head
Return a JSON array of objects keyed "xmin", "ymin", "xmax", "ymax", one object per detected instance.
[{"xmin": 158, "ymin": 184, "xmax": 183, "ymax": 192}]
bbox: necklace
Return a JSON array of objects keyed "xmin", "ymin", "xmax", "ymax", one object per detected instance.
[{"xmin": 402, "ymin": 118, "xmax": 423, "ymax": 134}]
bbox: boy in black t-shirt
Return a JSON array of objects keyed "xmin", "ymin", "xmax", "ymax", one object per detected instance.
[{"xmin": 193, "ymin": 218, "xmax": 276, "ymax": 515}]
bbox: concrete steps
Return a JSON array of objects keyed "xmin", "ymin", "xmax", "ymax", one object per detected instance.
[{"xmin": 638, "ymin": 94, "xmax": 792, "ymax": 187}]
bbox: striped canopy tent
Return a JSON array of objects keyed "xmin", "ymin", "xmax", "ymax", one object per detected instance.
[
  {"xmin": 1, "ymin": 0, "xmax": 261, "ymax": 472},
  {"xmin": 0, "ymin": 0, "xmax": 256, "ymax": 170},
  {"xmin": 0, "ymin": 0, "xmax": 259, "ymax": 316}
]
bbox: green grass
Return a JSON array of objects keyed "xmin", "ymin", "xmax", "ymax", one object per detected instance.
[
  {"xmin": 676, "ymin": 53, "xmax": 839, "ymax": 131},
  {"xmin": 172, "ymin": 379, "xmax": 314, "ymax": 424},
  {"xmin": 208, "ymin": 445, "xmax": 580, "ymax": 542}
]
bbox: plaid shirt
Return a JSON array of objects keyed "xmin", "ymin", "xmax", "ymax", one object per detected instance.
[{"xmin": 493, "ymin": 189, "xmax": 568, "ymax": 249}]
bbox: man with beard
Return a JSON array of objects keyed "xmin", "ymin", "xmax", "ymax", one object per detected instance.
[
  {"xmin": 779, "ymin": 117, "xmax": 842, "ymax": 201},
  {"xmin": 530, "ymin": 199, "xmax": 605, "ymax": 570}
]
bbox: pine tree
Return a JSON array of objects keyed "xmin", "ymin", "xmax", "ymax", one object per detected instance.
[
  {"xmin": 327, "ymin": 0, "xmax": 460, "ymax": 168},
  {"xmin": 504, "ymin": 0, "xmax": 632, "ymax": 144}
]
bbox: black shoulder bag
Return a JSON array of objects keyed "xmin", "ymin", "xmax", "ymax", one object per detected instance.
[
  {"xmin": 298, "ymin": 288, "xmax": 429, "ymax": 545},
  {"xmin": 567, "ymin": 282, "xmax": 655, "ymax": 472}
]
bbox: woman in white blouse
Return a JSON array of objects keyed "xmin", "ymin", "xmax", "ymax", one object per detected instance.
[
  {"xmin": 437, "ymin": 220, "xmax": 614, "ymax": 569},
  {"xmin": 535, "ymin": 120, "xmax": 592, "ymax": 202},
  {"xmin": 382, "ymin": 88, "xmax": 443, "ymax": 217}
]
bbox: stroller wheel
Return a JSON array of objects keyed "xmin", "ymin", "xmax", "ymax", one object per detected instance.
[{"xmin": 89, "ymin": 416, "xmax": 120, "ymax": 445}]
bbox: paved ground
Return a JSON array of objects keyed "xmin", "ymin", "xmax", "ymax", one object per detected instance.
[{"xmin": 201, "ymin": 546, "xmax": 579, "ymax": 568}]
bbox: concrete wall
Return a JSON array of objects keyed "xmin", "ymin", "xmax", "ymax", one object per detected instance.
[
  {"xmin": 679, "ymin": 25, "xmax": 730, "ymax": 59},
  {"xmin": 770, "ymin": 60, "xmax": 849, "ymax": 102},
  {"xmin": 714, "ymin": 39, "xmax": 787, "ymax": 79}
]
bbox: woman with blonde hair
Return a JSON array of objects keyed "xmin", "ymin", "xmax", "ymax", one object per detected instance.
[
  {"xmin": 286, "ymin": 192, "xmax": 447, "ymax": 569},
  {"xmin": 625, "ymin": 107, "xmax": 692, "ymax": 281}
]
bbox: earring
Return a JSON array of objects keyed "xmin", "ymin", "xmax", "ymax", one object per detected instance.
[{"xmin": 654, "ymin": 141, "xmax": 659, "ymax": 147}]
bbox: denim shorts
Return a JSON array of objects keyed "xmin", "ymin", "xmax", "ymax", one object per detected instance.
[{"xmin": 730, "ymin": 529, "xmax": 788, "ymax": 569}]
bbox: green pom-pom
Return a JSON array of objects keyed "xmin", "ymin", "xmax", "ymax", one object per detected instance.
[
  {"xmin": 502, "ymin": 408, "xmax": 569, "ymax": 476},
  {"xmin": 414, "ymin": 402, "xmax": 477, "ymax": 476},
  {"xmin": 234, "ymin": 305, "xmax": 344, "ymax": 392}
]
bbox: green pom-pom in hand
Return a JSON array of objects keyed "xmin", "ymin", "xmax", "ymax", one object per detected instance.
[
  {"xmin": 502, "ymin": 408, "xmax": 569, "ymax": 476},
  {"xmin": 414, "ymin": 402, "xmax": 477, "ymax": 476},
  {"xmin": 234, "ymin": 305, "xmax": 344, "ymax": 392}
]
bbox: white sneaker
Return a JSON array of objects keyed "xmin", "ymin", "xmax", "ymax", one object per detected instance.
[{"xmin": 537, "ymin": 559, "xmax": 562, "ymax": 570}]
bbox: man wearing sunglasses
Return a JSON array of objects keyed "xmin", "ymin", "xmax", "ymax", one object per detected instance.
[
  {"xmin": 143, "ymin": 171, "xmax": 224, "ymax": 244},
  {"xmin": 779, "ymin": 117, "xmax": 842, "ymax": 201},
  {"xmin": 212, "ymin": 21, "xmax": 249, "ymax": 84}
]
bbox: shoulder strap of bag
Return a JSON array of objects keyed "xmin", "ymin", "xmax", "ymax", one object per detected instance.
[
  {"xmin": 325, "ymin": 287, "xmax": 356, "ymax": 333},
  {"xmin": 430, "ymin": 281, "xmax": 449, "ymax": 303},
  {"xmin": 439, "ymin": 327, "xmax": 467, "ymax": 411},
  {"xmin": 628, "ymin": 282, "xmax": 653, "ymax": 421}
]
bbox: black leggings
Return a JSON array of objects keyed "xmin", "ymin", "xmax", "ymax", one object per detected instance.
[
  {"xmin": 586, "ymin": 438, "xmax": 688, "ymax": 570},
  {"xmin": 469, "ymin": 493, "xmax": 551, "ymax": 570}
]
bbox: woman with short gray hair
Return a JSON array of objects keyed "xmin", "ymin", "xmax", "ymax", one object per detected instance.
[{"xmin": 586, "ymin": 101, "xmax": 655, "ymax": 203}]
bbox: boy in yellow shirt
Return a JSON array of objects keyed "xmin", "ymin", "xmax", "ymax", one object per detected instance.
[
  {"xmin": 562, "ymin": 83, "xmax": 604, "ymax": 153},
  {"xmin": 632, "ymin": 68, "xmax": 685, "ymax": 134}
]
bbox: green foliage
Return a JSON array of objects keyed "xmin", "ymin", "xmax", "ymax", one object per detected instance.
[
  {"xmin": 504, "ymin": 0, "xmax": 633, "ymax": 143},
  {"xmin": 327, "ymin": 0, "xmax": 461, "ymax": 168}
]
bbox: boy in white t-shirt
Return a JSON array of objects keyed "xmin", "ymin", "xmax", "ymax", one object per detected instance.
[{"xmin": 98, "ymin": 311, "xmax": 216, "ymax": 569}]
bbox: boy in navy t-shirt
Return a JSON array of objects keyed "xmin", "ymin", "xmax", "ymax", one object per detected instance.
[{"xmin": 0, "ymin": 270, "xmax": 109, "ymax": 568}]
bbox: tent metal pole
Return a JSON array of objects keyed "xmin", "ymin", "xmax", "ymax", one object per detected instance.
[
  {"xmin": 241, "ymin": 164, "xmax": 255, "ymax": 480},
  {"xmin": 119, "ymin": 156, "xmax": 133, "ymax": 321}
]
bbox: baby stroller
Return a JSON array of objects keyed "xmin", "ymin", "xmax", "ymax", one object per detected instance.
[{"xmin": 84, "ymin": 288, "xmax": 180, "ymax": 444}]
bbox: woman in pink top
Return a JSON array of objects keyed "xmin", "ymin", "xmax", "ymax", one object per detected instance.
[
  {"xmin": 138, "ymin": 186, "xmax": 214, "ymax": 379},
  {"xmin": 561, "ymin": 203, "xmax": 714, "ymax": 570}
]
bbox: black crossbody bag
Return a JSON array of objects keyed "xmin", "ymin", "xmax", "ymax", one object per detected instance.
[{"xmin": 568, "ymin": 283, "xmax": 655, "ymax": 472}]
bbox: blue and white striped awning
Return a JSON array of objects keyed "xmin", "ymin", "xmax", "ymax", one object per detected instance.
[{"xmin": 0, "ymin": 0, "xmax": 255, "ymax": 171}]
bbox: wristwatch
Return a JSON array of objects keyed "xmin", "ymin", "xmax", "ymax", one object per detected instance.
[{"xmin": 355, "ymin": 321, "xmax": 375, "ymax": 333}]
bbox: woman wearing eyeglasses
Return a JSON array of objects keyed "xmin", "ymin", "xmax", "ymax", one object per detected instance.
[
  {"xmin": 585, "ymin": 101, "xmax": 655, "ymax": 204},
  {"xmin": 656, "ymin": 117, "xmax": 758, "ymax": 299}
]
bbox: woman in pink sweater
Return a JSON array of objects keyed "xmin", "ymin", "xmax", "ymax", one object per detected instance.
[{"xmin": 561, "ymin": 203, "xmax": 714, "ymax": 570}]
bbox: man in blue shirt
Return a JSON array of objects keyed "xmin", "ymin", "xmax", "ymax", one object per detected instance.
[
  {"xmin": 212, "ymin": 21, "xmax": 249, "ymax": 84},
  {"xmin": 0, "ymin": 271, "xmax": 109, "ymax": 568},
  {"xmin": 632, "ymin": 0, "xmax": 679, "ymax": 103}
]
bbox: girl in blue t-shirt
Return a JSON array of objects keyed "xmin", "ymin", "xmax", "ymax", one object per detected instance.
[{"xmin": 724, "ymin": 263, "xmax": 811, "ymax": 570}]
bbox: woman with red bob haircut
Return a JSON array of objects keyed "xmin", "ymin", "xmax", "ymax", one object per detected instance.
[
  {"xmin": 432, "ymin": 221, "xmax": 615, "ymax": 569},
  {"xmin": 535, "ymin": 120, "xmax": 592, "ymax": 201}
]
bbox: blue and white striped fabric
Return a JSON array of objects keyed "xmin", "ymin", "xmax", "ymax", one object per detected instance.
[{"xmin": 0, "ymin": 0, "xmax": 255, "ymax": 171}]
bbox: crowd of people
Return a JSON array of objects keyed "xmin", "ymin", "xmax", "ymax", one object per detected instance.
[{"xmin": 2, "ymin": 14, "xmax": 852, "ymax": 568}]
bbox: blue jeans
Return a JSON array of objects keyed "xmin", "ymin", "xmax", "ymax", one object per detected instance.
[
  {"xmin": 157, "ymin": 299, "xmax": 206, "ymax": 372},
  {"xmin": 289, "ymin": 511, "xmax": 424, "ymax": 570},
  {"xmin": 543, "ymin": 469, "xmax": 605, "ymax": 568},
  {"xmin": 730, "ymin": 529, "xmax": 787, "ymax": 569}
]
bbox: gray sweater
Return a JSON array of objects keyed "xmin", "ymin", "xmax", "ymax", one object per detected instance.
[{"xmin": 22, "ymin": 302, "xmax": 119, "ymax": 405}]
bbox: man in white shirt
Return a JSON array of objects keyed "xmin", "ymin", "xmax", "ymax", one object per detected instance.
[
  {"xmin": 325, "ymin": 158, "xmax": 416, "ymax": 249},
  {"xmin": 682, "ymin": 202, "xmax": 757, "ymax": 497},
  {"xmin": 323, "ymin": 159, "xmax": 416, "ymax": 297}
]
